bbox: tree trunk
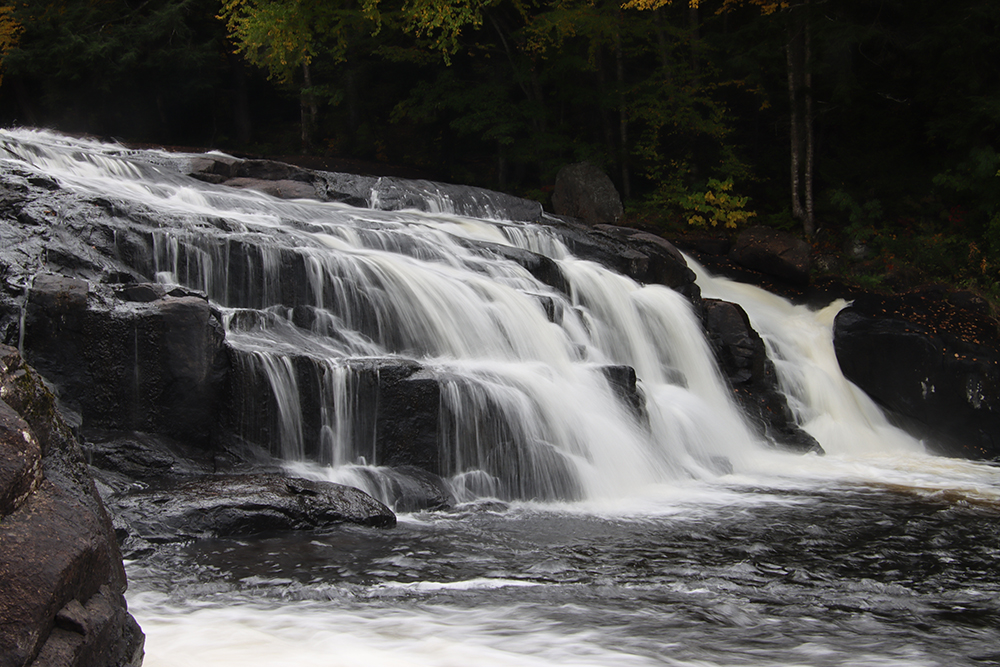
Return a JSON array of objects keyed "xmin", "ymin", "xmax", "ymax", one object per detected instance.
[
  {"xmin": 614, "ymin": 28, "xmax": 630, "ymax": 200},
  {"xmin": 300, "ymin": 62, "xmax": 318, "ymax": 152},
  {"xmin": 689, "ymin": 5, "xmax": 700, "ymax": 78},
  {"xmin": 654, "ymin": 10, "xmax": 673, "ymax": 86},
  {"xmin": 227, "ymin": 52, "xmax": 252, "ymax": 145},
  {"xmin": 596, "ymin": 48, "xmax": 615, "ymax": 161},
  {"xmin": 786, "ymin": 0, "xmax": 814, "ymax": 236},
  {"xmin": 803, "ymin": 1, "xmax": 815, "ymax": 237}
]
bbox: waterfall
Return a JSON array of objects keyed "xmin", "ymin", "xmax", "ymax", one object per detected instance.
[
  {"xmin": 690, "ymin": 261, "xmax": 926, "ymax": 459},
  {"xmin": 0, "ymin": 128, "xmax": 927, "ymax": 507}
]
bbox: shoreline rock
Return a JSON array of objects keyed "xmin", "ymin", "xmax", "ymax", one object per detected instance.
[
  {"xmin": 834, "ymin": 290, "xmax": 1000, "ymax": 461},
  {"xmin": 0, "ymin": 346, "xmax": 144, "ymax": 667}
]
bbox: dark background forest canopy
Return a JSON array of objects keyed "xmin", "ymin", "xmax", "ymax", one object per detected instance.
[{"xmin": 1, "ymin": 0, "xmax": 999, "ymax": 293}]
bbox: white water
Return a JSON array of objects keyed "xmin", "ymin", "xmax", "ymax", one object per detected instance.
[{"xmin": 2, "ymin": 128, "xmax": 999, "ymax": 666}]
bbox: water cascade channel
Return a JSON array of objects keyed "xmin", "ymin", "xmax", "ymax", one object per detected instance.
[{"xmin": 2, "ymin": 129, "xmax": 999, "ymax": 667}]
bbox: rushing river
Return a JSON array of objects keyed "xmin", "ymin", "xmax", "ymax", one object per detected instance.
[
  {"xmin": 129, "ymin": 459, "xmax": 1000, "ymax": 667},
  {"xmin": 1, "ymin": 129, "xmax": 998, "ymax": 666}
]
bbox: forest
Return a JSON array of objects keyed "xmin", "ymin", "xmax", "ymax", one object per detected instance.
[{"xmin": 0, "ymin": 0, "xmax": 998, "ymax": 295}]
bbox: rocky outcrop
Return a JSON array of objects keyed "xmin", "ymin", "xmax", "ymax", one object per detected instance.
[
  {"xmin": 22, "ymin": 276, "xmax": 229, "ymax": 446},
  {"xmin": 547, "ymin": 219, "xmax": 700, "ymax": 300},
  {"xmin": 0, "ymin": 346, "xmax": 144, "ymax": 667},
  {"xmin": 833, "ymin": 290, "xmax": 1000, "ymax": 460},
  {"xmin": 185, "ymin": 154, "xmax": 544, "ymax": 222},
  {"xmin": 701, "ymin": 299, "xmax": 821, "ymax": 453},
  {"xmin": 729, "ymin": 225, "xmax": 812, "ymax": 285},
  {"xmin": 551, "ymin": 162, "xmax": 624, "ymax": 225},
  {"xmin": 111, "ymin": 473, "xmax": 395, "ymax": 543}
]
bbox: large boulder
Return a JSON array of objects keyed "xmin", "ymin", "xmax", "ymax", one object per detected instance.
[
  {"xmin": 22, "ymin": 276, "xmax": 229, "ymax": 446},
  {"xmin": 551, "ymin": 162, "xmax": 624, "ymax": 225},
  {"xmin": 833, "ymin": 290, "xmax": 1000, "ymax": 460},
  {"xmin": 730, "ymin": 225, "xmax": 812, "ymax": 285},
  {"xmin": 0, "ymin": 347, "xmax": 144, "ymax": 667},
  {"xmin": 110, "ymin": 473, "xmax": 395, "ymax": 542},
  {"xmin": 702, "ymin": 299, "xmax": 821, "ymax": 453}
]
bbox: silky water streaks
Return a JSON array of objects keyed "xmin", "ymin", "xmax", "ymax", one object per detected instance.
[{"xmin": 1, "ymin": 128, "xmax": 998, "ymax": 667}]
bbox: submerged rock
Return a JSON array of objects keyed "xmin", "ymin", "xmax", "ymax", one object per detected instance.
[
  {"xmin": 834, "ymin": 290, "xmax": 1000, "ymax": 460},
  {"xmin": 342, "ymin": 464, "xmax": 455, "ymax": 512},
  {"xmin": 112, "ymin": 473, "xmax": 396, "ymax": 541},
  {"xmin": 598, "ymin": 365, "xmax": 647, "ymax": 421}
]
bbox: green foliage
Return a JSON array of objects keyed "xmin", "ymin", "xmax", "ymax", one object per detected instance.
[
  {"xmin": 829, "ymin": 189, "xmax": 883, "ymax": 243},
  {"xmin": 677, "ymin": 178, "xmax": 755, "ymax": 229},
  {"xmin": 2, "ymin": 0, "xmax": 228, "ymax": 141},
  {"xmin": 0, "ymin": 5, "xmax": 22, "ymax": 86},
  {"xmin": 5, "ymin": 0, "xmax": 1000, "ymax": 307}
]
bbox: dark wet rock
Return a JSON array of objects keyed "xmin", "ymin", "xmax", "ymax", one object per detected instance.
[
  {"xmin": 186, "ymin": 154, "xmax": 240, "ymax": 184},
  {"xmin": 115, "ymin": 283, "xmax": 162, "ymax": 303},
  {"xmin": 81, "ymin": 429, "xmax": 259, "ymax": 486},
  {"xmin": 232, "ymin": 159, "xmax": 315, "ymax": 183},
  {"xmin": 225, "ymin": 353, "xmax": 415, "ymax": 463},
  {"xmin": 673, "ymin": 233, "xmax": 732, "ymax": 257},
  {"xmin": 186, "ymin": 153, "xmax": 544, "ymax": 221},
  {"xmin": 0, "ymin": 347, "xmax": 143, "ymax": 667},
  {"xmin": 702, "ymin": 299, "xmax": 822, "ymax": 453},
  {"xmin": 598, "ymin": 365, "xmax": 646, "ymax": 420},
  {"xmin": 112, "ymin": 473, "xmax": 395, "ymax": 541},
  {"xmin": 23, "ymin": 278, "xmax": 229, "ymax": 446},
  {"xmin": 221, "ymin": 177, "xmax": 319, "ymax": 199},
  {"xmin": 547, "ymin": 219, "xmax": 699, "ymax": 299},
  {"xmin": 948, "ymin": 290, "xmax": 992, "ymax": 316},
  {"xmin": 347, "ymin": 464, "xmax": 455, "ymax": 512},
  {"xmin": 0, "ymin": 399, "xmax": 43, "ymax": 516},
  {"xmin": 730, "ymin": 225, "xmax": 812, "ymax": 285},
  {"xmin": 458, "ymin": 239, "xmax": 568, "ymax": 294},
  {"xmin": 374, "ymin": 367, "xmax": 442, "ymax": 474},
  {"xmin": 551, "ymin": 162, "xmax": 624, "ymax": 225},
  {"xmin": 30, "ymin": 586, "xmax": 142, "ymax": 667},
  {"xmin": 834, "ymin": 291, "xmax": 1000, "ymax": 460}
]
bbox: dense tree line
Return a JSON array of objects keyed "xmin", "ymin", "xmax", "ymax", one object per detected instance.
[{"xmin": 1, "ymin": 0, "xmax": 999, "ymax": 291}]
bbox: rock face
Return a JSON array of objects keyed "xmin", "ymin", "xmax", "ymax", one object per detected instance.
[
  {"xmin": 551, "ymin": 162, "xmax": 624, "ymax": 225},
  {"xmin": 23, "ymin": 276, "xmax": 229, "ymax": 446},
  {"xmin": 0, "ymin": 346, "xmax": 144, "ymax": 667},
  {"xmin": 729, "ymin": 225, "xmax": 812, "ymax": 285},
  {"xmin": 834, "ymin": 291, "xmax": 1000, "ymax": 460},
  {"xmin": 701, "ymin": 300, "xmax": 821, "ymax": 453}
]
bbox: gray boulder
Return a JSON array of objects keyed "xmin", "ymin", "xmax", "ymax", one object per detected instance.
[{"xmin": 551, "ymin": 162, "xmax": 624, "ymax": 225}]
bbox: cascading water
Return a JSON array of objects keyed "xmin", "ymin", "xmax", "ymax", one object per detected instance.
[
  {"xmin": 1, "ymin": 127, "xmax": 761, "ymax": 502},
  {"xmin": 2, "ymin": 128, "xmax": 999, "ymax": 667}
]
